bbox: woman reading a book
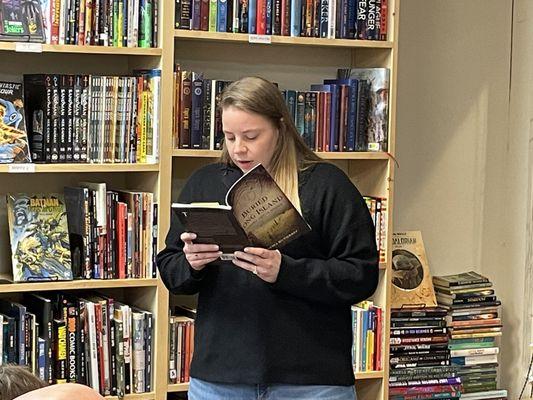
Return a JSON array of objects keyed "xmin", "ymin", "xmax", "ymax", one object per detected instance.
[{"xmin": 157, "ymin": 77, "xmax": 379, "ymax": 400}]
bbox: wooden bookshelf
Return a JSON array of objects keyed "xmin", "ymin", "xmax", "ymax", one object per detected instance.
[
  {"xmin": 0, "ymin": 276, "xmax": 159, "ymax": 293},
  {"xmin": 0, "ymin": 163, "xmax": 159, "ymax": 173},
  {"xmin": 168, "ymin": 0, "xmax": 399, "ymax": 398},
  {"xmin": 0, "ymin": 42, "xmax": 162, "ymax": 56},
  {"xmin": 0, "ymin": 0, "xmax": 398, "ymax": 397},
  {"xmin": 174, "ymin": 30, "xmax": 394, "ymax": 49}
]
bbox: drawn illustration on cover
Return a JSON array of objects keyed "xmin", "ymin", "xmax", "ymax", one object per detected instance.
[
  {"xmin": 0, "ymin": 81, "xmax": 32, "ymax": 163},
  {"xmin": 392, "ymin": 249, "xmax": 424, "ymax": 290},
  {"xmin": 7, "ymin": 194, "xmax": 73, "ymax": 282}
]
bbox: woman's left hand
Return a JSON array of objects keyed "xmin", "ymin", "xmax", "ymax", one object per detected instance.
[{"xmin": 232, "ymin": 248, "xmax": 282, "ymax": 283}]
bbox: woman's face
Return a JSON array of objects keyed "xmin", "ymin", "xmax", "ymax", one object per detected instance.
[{"xmin": 222, "ymin": 106, "xmax": 279, "ymax": 173}]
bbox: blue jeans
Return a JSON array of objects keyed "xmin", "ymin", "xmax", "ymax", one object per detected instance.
[{"xmin": 189, "ymin": 378, "xmax": 357, "ymax": 400}]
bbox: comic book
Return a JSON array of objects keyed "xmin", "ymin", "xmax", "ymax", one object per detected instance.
[
  {"xmin": 0, "ymin": 81, "xmax": 32, "ymax": 163},
  {"xmin": 7, "ymin": 193, "xmax": 73, "ymax": 282},
  {"xmin": 0, "ymin": 0, "xmax": 44, "ymax": 42}
]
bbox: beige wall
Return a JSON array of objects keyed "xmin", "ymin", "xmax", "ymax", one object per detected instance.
[{"xmin": 395, "ymin": 0, "xmax": 532, "ymax": 396}]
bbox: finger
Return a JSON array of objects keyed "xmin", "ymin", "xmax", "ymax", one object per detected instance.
[
  {"xmin": 186, "ymin": 251, "xmax": 222, "ymax": 261},
  {"xmin": 189, "ymin": 243, "xmax": 220, "ymax": 253},
  {"xmin": 234, "ymin": 251, "xmax": 259, "ymax": 265},
  {"xmin": 189, "ymin": 257, "xmax": 220, "ymax": 270},
  {"xmin": 181, "ymin": 232, "xmax": 197, "ymax": 243},
  {"xmin": 232, "ymin": 257, "xmax": 258, "ymax": 274},
  {"xmin": 243, "ymin": 247, "xmax": 269, "ymax": 258}
]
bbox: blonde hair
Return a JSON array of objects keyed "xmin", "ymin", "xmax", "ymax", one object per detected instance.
[{"xmin": 219, "ymin": 77, "xmax": 320, "ymax": 212}]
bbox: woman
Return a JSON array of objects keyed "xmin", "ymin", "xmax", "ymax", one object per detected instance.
[{"xmin": 157, "ymin": 76, "xmax": 379, "ymax": 400}]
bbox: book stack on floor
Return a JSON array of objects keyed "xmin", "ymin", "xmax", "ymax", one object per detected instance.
[
  {"xmin": 433, "ymin": 271, "xmax": 508, "ymax": 400},
  {"xmin": 388, "ymin": 307, "xmax": 462, "ymax": 399}
]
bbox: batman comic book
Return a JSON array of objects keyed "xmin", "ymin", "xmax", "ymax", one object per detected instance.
[
  {"xmin": 7, "ymin": 193, "xmax": 72, "ymax": 282},
  {"xmin": 0, "ymin": 81, "xmax": 32, "ymax": 163}
]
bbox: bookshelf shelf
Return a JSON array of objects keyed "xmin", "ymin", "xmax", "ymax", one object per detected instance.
[
  {"xmin": 0, "ymin": 42, "xmax": 163, "ymax": 56},
  {"xmin": 173, "ymin": 30, "xmax": 394, "ymax": 49},
  {"xmin": 0, "ymin": 276, "xmax": 159, "ymax": 293},
  {"xmin": 354, "ymin": 371, "xmax": 385, "ymax": 380},
  {"xmin": 172, "ymin": 149, "xmax": 390, "ymax": 161},
  {"xmin": 0, "ymin": 163, "xmax": 159, "ymax": 173},
  {"xmin": 167, "ymin": 383, "xmax": 190, "ymax": 392},
  {"xmin": 104, "ymin": 393, "xmax": 156, "ymax": 400}
]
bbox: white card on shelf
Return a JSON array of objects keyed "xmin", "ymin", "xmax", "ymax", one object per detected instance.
[
  {"xmin": 248, "ymin": 34, "xmax": 272, "ymax": 44},
  {"xmin": 8, "ymin": 164, "xmax": 36, "ymax": 173},
  {"xmin": 15, "ymin": 43, "xmax": 43, "ymax": 53}
]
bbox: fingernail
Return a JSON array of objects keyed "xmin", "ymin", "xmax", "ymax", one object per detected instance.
[
  {"xmin": 214, "ymin": 245, "xmax": 219, "ymax": 251},
  {"xmin": 218, "ymin": 251, "xmax": 223, "ymax": 255},
  {"xmin": 244, "ymin": 248, "xmax": 250, "ymax": 252}
]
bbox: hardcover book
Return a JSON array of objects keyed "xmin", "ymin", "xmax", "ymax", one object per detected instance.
[
  {"xmin": 391, "ymin": 231, "xmax": 437, "ymax": 309},
  {"xmin": 7, "ymin": 193, "xmax": 73, "ymax": 282},
  {"xmin": 0, "ymin": 80, "xmax": 32, "ymax": 163},
  {"xmin": 172, "ymin": 163, "xmax": 311, "ymax": 257}
]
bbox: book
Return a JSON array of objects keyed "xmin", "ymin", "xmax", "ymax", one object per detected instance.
[
  {"xmin": 433, "ymin": 270, "xmax": 489, "ymax": 288},
  {"xmin": 0, "ymin": 80, "xmax": 32, "ymax": 163},
  {"xmin": 390, "ymin": 231, "xmax": 437, "ymax": 309},
  {"xmin": 172, "ymin": 163, "xmax": 311, "ymax": 257},
  {"xmin": 7, "ymin": 193, "xmax": 73, "ymax": 282},
  {"xmin": 0, "ymin": 0, "xmax": 44, "ymax": 42}
]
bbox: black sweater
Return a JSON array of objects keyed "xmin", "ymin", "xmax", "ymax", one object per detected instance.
[{"xmin": 157, "ymin": 162, "xmax": 379, "ymax": 385}]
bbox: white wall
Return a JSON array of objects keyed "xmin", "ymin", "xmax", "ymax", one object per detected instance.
[{"xmin": 394, "ymin": 0, "xmax": 531, "ymax": 396}]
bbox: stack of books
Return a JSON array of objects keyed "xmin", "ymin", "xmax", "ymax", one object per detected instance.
[
  {"xmin": 433, "ymin": 271, "xmax": 508, "ymax": 400},
  {"xmin": 388, "ymin": 307, "xmax": 461, "ymax": 399}
]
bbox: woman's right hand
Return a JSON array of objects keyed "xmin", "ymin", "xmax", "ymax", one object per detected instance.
[{"xmin": 181, "ymin": 232, "xmax": 222, "ymax": 271}]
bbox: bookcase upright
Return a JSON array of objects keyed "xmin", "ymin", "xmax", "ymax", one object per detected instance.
[{"xmin": 165, "ymin": 0, "xmax": 400, "ymax": 399}]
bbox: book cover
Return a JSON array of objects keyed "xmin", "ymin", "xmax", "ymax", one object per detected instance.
[
  {"xmin": 337, "ymin": 68, "xmax": 389, "ymax": 151},
  {"xmin": 433, "ymin": 270, "xmax": 489, "ymax": 288},
  {"xmin": 391, "ymin": 231, "xmax": 437, "ymax": 309},
  {"xmin": 172, "ymin": 164, "xmax": 311, "ymax": 256},
  {"xmin": 7, "ymin": 193, "xmax": 73, "ymax": 282},
  {"xmin": 0, "ymin": 81, "xmax": 32, "ymax": 163}
]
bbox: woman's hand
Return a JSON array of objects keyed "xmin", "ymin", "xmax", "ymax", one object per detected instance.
[
  {"xmin": 232, "ymin": 248, "xmax": 282, "ymax": 283},
  {"xmin": 181, "ymin": 232, "xmax": 222, "ymax": 271}
]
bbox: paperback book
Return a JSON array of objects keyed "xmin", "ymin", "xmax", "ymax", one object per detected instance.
[
  {"xmin": 172, "ymin": 163, "xmax": 311, "ymax": 257},
  {"xmin": 7, "ymin": 193, "xmax": 73, "ymax": 281}
]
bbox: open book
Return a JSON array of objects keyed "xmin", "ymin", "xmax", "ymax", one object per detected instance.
[{"xmin": 172, "ymin": 164, "xmax": 311, "ymax": 259}]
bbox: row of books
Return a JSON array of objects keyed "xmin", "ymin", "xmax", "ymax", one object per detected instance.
[
  {"xmin": 22, "ymin": 72, "xmax": 160, "ymax": 164},
  {"xmin": 7, "ymin": 187, "xmax": 157, "ymax": 283},
  {"xmin": 174, "ymin": 0, "xmax": 388, "ymax": 40},
  {"xmin": 364, "ymin": 196, "xmax": 387, "ymax": 264},
  {"xmin": 168, "ymin": 313, "xmax": 195, "ymax": 384},
  {"xmin": 0, "ymin": 0, "xmax": 158, "ymax": 47},
  {"xmin": 433, "ymin": 271, "xmax": 507, "ymax": 399},
  {"xmin": 172, "ymin": 66, "xmax": 389, "ymax": 152},
  {"xmin": 351, "ymin": 301, "xmax": 383, "ymax": 372},
  {"xmin": 0, "ymin": 294, "xmax": 153, "ymax": 396},
  {"xmin": 388, "ymin": 307, "xmax": 461, "ymax": 400}
]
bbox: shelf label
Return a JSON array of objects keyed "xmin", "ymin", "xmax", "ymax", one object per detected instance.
[
  {"xmin": 8, "ymin": 164, "xmax": 36, "ymax": 173},
  {"xmin": 15, "ymin": 42, "xmax": 43, "ymax": 53},
  {"xmin": 248, "ymin": 34, "xmax": 271, "ymax": 44}
]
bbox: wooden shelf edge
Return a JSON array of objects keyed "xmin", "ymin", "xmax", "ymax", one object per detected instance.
[
  {"xmin": 172, "ymin": 149, "xmax": 390, "ymax": 160},
  {"xmin": 105, "ymin": 393, "xmax": 156, "ymax": 399},
  {"xmin": 168, "ymin": 383, "xmax": 190, "ymax": 392},
  {"xmin": 0, "ymin": 42, "xmax": 162, "ymax": 56},
  {"xmin": 354, "ymin": 370, "xmax": 384, "ymax": 380},
  {"xmin": 173, "ymin": 30, "xmax": 393, "ymax": 49},
  {"xmin": 379, "ymin": 262, "xmax": 387, "ymax": 270},
  {"xmin": 0, "ymin": 163, "xmax": 159, "ymax": 173},
  {"xmin": 0, "ymin": 276, "xmax": 159, "ymax": 293}
]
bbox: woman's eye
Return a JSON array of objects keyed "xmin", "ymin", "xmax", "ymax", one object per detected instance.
[
  {"xmin": 225, "ymin": 136, "xmax": 235, "ymax": 142},
  {"xmin": 246, "ymin": 135, "xmax": 258, "ymax": 141}
]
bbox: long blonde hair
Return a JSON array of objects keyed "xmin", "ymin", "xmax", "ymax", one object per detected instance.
[{"xmin": 219, "ymin": 77, "xmax": 320, "ymax": 212}]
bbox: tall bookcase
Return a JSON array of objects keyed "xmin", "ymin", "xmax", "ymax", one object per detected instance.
[
  {"xmin": 164, "ymin": 1, "xmax": 399, "ymax": 400},
  {"xmin": 0, "ymin": 0, "xmax": 399, "ymax": 399}
]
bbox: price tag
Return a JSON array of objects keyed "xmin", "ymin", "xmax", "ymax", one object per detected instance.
[
  {"xmin": 248, "ymin": 34, "xmax": 271, "ymax": 44},
  {"xmin": 15, "ymin": 42, "xmax": 43, "ymax": 53},
  {"xmin": 8, "ymin": 164, "xmax": 36, "ymax": 173}
]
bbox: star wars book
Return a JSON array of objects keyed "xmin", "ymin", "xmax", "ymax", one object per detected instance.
[
  {"xmin": 0, "ymin": 81, "xmax": 32, "ymax": 163},
  {"xmin": 7, "ymin": 193, "xmax": 73, "ymax": 282},
  {"xmin": 172, "ymin": 163, "xmax": 311, "ymax": 258},
  {"xmin": 391, "ymin": 231, "xmax": 437, "ymax": 309}
]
